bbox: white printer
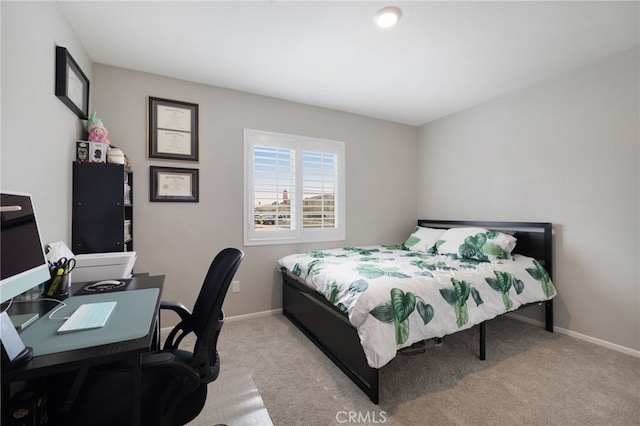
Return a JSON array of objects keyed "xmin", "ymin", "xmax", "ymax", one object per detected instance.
[{"xmin": 72, "ymin": 252, "xmax": 137, "ymax": 283}]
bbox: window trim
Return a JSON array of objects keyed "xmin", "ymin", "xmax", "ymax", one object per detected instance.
[{"xmin": 243, "ymin": 128, "xmax": 345, "ymax": 246}]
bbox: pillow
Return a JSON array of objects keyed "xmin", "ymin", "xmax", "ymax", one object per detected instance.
[
  {"xmin": 436, "ymin": 227, "xmax": 516, "ymax": 261},
  {"xmin": 404, "ymin": 226, "xmax": 446, "ymax": 253}
]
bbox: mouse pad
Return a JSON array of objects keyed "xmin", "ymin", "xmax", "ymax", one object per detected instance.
[{"xmin": 73, "ymin": 278, "xmax": 132, "ymax": 295}]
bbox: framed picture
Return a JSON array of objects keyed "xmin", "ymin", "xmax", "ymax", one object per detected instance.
[
  {"xmin": 150, "ymin": 166, "xmax": 199, "ymax": 202},
  {"xmin": 148, "ymin": 97, "xmax": 199, "ymax": 161},
  {"xmin": 55, "ymin": 46, "xmax": 90, "ymax": 119}
]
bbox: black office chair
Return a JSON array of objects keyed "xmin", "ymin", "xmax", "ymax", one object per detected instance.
[{"xmin": 65, "ymin": 247, "xmax": 244, "ymax": 426}]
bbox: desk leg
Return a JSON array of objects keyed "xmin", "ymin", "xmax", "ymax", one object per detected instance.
[
  {"xmin": 61, "ymin": 366, "xmax": 88, "ymax": 413},
  {"xmin": 132, "ymin": 353, "xmax": 141, "ymax": 426},
  {"xmin": 151, "ymin": 312, "xmax": 161, "ymax": 350},
  {"xmin": 1, "ymin": 383, "xmax": 10, "ymax": 424}
]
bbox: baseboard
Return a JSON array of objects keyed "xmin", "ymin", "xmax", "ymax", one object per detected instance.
[
  {"xmin": 508, "ymin": 313, "xmax": 640, "ymax": 359},
  {"xmin": 159, "ymin": 309, "xmax": 283, "ymax": 335},
  {"xmin": 226, "ymin": 308, "xmax": 283, "ymax": 322}
]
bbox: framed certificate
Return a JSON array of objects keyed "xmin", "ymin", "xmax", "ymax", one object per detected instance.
[
  {"xmin": 148, "ymin": 97, "xmax": 199, "ymax": 161},
  {"xmin": 55, "ymin": 46, "xmax": 90, "ymax": 119},
  {"xmin": 150, "ymin": 166, "xmax": 199, "ymax": 202}
]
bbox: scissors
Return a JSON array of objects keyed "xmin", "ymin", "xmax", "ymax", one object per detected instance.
[{"xmin": 54, "ymin": 257, "xmax": 76, "ymax": 273}]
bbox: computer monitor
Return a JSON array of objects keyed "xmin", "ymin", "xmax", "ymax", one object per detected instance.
[{"xmin": 0, "ymin": 192, "xmax": 51, "ymax": 303}]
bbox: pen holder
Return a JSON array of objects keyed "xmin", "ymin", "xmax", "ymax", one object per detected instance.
[{"xmin": 44, "ymin": 272, "xmax": 70, "ymax": 299}]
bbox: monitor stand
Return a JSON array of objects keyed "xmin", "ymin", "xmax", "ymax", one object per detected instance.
[
  {"xmin": 1, "ymin": 312, "xmax": 34, "ymax": 370},
  {"xmin": 1, "ymin": 346, "xmax": 33, "ymax": 370}
]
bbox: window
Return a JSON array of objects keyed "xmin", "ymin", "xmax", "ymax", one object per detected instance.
[{"xmin": 244, "ymin": 129, "xmax": 345, "ymax": 245}]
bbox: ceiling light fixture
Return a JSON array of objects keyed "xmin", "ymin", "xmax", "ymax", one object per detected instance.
[{"xmin": 375, "ymin": 6, "xmax": 402, "ymax": 29}]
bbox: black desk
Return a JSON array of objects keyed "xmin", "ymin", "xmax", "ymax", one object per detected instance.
[{"xmin": 2, "ymin": 274, "xmax": 164, "ymax": 425}]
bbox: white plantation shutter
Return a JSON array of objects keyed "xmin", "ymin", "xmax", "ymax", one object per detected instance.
[
  {"xmin": 244, "ymin": 129, "xmax": 345, "ymax": 245},
  {"xmin": 302, "ymin": 151, "xmax": 337, "ymax": 229},
  {"xmin": 253, "ymin": 145, "xmax": 295, "ymax": 231}
]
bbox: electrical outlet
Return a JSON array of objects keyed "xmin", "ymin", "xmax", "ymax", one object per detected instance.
[{"xmin": 232, "ymin": 280, "xmax": 240, "ymax": 293}]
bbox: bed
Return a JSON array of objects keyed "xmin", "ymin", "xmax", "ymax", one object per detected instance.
[{"xmin": 279, "ymin": 220, "xmax": 555, "ymax": 404}]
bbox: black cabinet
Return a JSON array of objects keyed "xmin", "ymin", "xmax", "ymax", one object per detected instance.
[{"xmin": 72, "ymin": 162, "xmax": 133, "ymax": 254}]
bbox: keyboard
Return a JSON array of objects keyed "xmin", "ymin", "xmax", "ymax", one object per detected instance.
[{"xmin": 56, "ymin": 301, "xmax": 117, "ymax": 334}]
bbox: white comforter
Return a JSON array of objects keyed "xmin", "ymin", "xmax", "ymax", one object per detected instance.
[{"xmin": 278, "ymin": 246, "xmax": 556, "ymax": 368}]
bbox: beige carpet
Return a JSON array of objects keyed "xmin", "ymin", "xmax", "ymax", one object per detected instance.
[{"xmin": 191, "ymin": 314, "xmax": 639, "ymax": 426}]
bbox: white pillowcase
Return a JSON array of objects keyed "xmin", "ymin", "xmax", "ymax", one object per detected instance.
[
  {"xmin": 436, "ymin": 227, "xmax": 516, "ymax": 261},
  {"xmin": 404, "ymin": 226, "xmax": 446, "ymax": 253}
]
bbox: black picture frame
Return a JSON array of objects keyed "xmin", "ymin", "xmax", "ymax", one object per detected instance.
[
  {"xmin": 148, "ymin": 97, "xmax": 199, "ymax": 161},
  {"xmin": 150, "ymin": 166, "xmax": 199, "ymax": 202},
  {"xmin": 55, "ymin": 46, "xmax": 90, "ymax": 119}
]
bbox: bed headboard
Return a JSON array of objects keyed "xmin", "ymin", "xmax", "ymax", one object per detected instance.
[{"xmin": 417, "ymin": 220, "xmax": 553, "ymax": 279}]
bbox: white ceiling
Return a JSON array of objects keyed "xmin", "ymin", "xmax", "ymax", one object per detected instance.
[{"xmin": 58, "ymin": 1, "xmax": 639, "ymax": 126}]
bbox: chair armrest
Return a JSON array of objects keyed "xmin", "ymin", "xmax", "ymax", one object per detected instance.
[
  {"xmin": 140, "ymin": 351, "xmax": 176, "ymax": 367},
  {"xmin": 160, "ymin": 300, "xmax": 191, "ymax": 323},
  {"xmin": 141, "ymin": 351, "xmax": 201, "ymax": 392},
  {"xmin": 161, "ymin": 301, "xmax": 195, "ymax": 350}
]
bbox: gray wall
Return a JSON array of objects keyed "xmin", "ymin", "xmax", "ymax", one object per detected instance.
[
  {"xmin": 417, "ymin": 47, "xmax": 639, "ymax": 352},
  {"xmin": 89, "ymin": 64, "xmax": 418, "ymax": 322},
  {"xmin": 1, "ymin": 1, "xmax": 92, "ymax": 245}
]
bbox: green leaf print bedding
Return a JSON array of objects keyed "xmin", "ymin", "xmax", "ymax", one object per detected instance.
[{"xmin": 278, "ymin": 246, "xmax": 556, "ymax": 369}]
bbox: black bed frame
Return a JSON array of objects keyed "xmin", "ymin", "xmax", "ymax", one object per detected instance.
[{"xmin": 282, "ymin": 220, "xmax": 554, "ymax": 404}]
